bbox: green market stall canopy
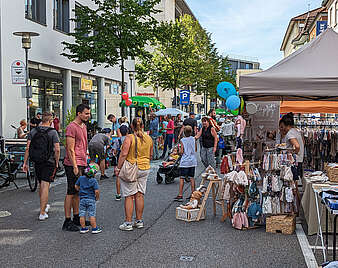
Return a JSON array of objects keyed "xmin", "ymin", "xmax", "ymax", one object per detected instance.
[{"xmin": 120, "ymin": 96, "xmax": 166, "ymax": 109}]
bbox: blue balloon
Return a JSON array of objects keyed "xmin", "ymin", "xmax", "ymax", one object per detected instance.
[
  {"xmin": 217, "ymin": 82, "xmax": 237, "ymax": 100},
  {"xmin": 226, "ymin": 95, "xmax": 241, "ymax": 110}
]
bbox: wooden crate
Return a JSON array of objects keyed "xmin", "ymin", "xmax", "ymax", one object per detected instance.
[
  {"xmin": 328, "ymin": 167, "xmax": 338, "ymax": 183},
  {"xmin": 176, "ymin": 207, "xmax": 206, "ymax": 222},
  {"xmin": 266, "ymin": 215, "xmax": 295, "ymax": 235}
]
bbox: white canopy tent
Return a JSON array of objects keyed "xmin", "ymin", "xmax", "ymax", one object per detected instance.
[{"xmin": 239, "ymin": 28, "xmax": 338, "ymax": 101}]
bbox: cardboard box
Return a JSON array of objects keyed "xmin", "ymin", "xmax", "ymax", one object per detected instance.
[{"xmin": 176, "ymin": 207, "xmax": 206, "ymax": 222}]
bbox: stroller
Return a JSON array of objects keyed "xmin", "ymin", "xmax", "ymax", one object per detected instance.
[{"xmin": 156, "ymin": 146, "xmax": 181, "ymax": 184}]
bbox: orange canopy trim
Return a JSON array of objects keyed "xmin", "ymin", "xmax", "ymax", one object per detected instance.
[{"xmin": 280, "ymin": 101, "xmax": 338, "ymax": 114}]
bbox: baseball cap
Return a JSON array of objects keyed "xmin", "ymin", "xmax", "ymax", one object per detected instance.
[{"xmin": 189, "ymin": 112, "xmax": 195, "ymax": 115}]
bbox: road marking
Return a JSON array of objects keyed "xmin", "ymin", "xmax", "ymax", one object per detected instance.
[
  {"xmin": 180, "ymin": 256, "xmax": 194, "ymax": 262},
  {"xmin": 0, "ymin": 229, "xmax": 31, "ymax": 233},
  {"xmin": 0, "ymin": 211, "xmax": 11, "ymax": 217},
  {"xmin": 295, "ymin": 224, "xmax": 318, "ymax": 268}
]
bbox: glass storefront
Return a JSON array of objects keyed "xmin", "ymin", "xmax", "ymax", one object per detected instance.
[
  {"xmin": 30, "ymin": 77, "xmax": 63, "ymax": 124},
  {"xmin": 72, "ymin": 77, "xmax": 98, "ymax": 122}
]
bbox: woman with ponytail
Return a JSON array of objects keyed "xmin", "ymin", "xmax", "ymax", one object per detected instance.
[{"xmin": 115, "ymin": 117, "xmax": 153, "ymax": 231}]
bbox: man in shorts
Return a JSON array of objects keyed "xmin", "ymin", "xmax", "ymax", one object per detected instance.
[
  {"xmin": 23, "ymin": 112, "xmax": 60, "ymax": 220},
  {"xmin": 62, "ymin": 104, "xmax": 91, "ymax": 232}
]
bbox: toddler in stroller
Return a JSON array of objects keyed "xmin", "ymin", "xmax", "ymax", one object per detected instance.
[{"xmin": 156, "ymin": 146, "xmax": 181, "ymax": 184}]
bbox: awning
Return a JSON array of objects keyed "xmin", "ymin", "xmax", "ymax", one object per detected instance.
[
  {"xmin": 280, "ymin": 101, "xmax": 338, "ymax": 114},
  {"xmin": 239, "ymin": 28, "xmax": 338, "ymax": 101},
  {"xmin": 120, "ymin": 96, "xmax": 166, "ymax": 109}
]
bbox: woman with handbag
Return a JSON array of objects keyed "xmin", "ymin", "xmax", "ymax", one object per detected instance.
[{"xmin": 115, "ymin": 117, "xmax": 153, "ymax": 231}]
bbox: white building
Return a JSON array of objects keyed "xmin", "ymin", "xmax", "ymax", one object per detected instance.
[
  {"xmin": 0, "ymin": 0, "xmax": 134, "ymax": 137},
  {"xmin": 323, "ymin": 0, "xmax": 338, "ymax": 31}
]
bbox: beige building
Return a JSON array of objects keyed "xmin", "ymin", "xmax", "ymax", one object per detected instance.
[
  {"xmin": 280, "ymin": 7, "xmax": 327, "ymax": 58},
  {"xmin": 134, "ymin": 0, "xmax": 207, "ymax": 115}
]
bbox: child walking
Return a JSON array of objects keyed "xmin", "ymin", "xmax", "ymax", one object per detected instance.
[
  {"xmin": 174, "ymin": 126, "xmax": 197, "ymax": 202},
  {"xmin": 75, "ymin": 164, "xmax": 102, "ymax": 234}
]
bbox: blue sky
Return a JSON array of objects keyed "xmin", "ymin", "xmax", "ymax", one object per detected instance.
[{"xmin": 185, "ymin": 0, "xmax": 323, "ymax": 69}]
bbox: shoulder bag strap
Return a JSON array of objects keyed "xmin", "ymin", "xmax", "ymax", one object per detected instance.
[{"xmin": 133, "ymin": 134, "xmax": 138, "ymax": 159}]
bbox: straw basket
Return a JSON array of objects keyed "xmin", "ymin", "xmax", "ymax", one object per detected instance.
[
  {"xmin": 328, "ymin": 167, "xmax": 338, "ymax": 183},
  {"xmin": 176, "ymin": 207, "xmax": 206, "ymax": 222},
  {"xmin": 266, "ymin": 215, "xmax": 295, "ymax": 235}
]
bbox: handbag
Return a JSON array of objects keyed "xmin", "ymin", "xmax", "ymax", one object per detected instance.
[{"xmin": 119, "ymin": 134, "xmax": 138, "ymax": 183}]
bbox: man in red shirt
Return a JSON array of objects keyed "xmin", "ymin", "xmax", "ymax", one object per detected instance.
[
  {"xmin": 62, "ymin": 104, "xmax": 91, "ymax": 232},
  {"xmin": 160, "ymin": 114, "xmax": 174, "ymax": 159}
]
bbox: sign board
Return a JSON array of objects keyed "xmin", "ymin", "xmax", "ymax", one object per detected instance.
[
  {"xmin": 81, "ymin": 78, "xmax": 93, "ymax": 92},
  {"xmin": 11, "ymin": 60, "xmax": 26, "ymax": 84},
  {"xmin": 180, "ymin": 90, "xmax": 190, "ymax": 105},
  {"xmin": 316, "ymin": 21, "xmax": 328, "ymax": 36}
]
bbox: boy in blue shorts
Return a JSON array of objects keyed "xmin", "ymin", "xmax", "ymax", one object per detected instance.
[{"xmin": 75, "ymin": 164, "xmax": 102, "ymax": 234}]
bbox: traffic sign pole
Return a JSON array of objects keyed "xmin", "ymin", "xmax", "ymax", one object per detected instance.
[{"xmin": 25, "ymin": 48, "xmax": 30, "ymax": 132}]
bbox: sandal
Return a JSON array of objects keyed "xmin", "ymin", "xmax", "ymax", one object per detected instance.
[{"xmin": 174, "ymin": 195, "xmax": 183, "ymax": 202}]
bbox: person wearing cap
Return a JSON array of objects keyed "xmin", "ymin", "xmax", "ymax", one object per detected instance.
[
  {"xmin": 88, "ymin": 129, "xmax": 112, "ymax": 180},
  {"xmin": 179, "ymin": 112, "xmax": 198, "ymax": 138},
  {"xmin": 30, "ymin": 112, "xmax": 42, "ymax": 129}
]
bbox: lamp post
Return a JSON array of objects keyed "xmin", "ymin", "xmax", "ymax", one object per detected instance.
[
  {"xmin": 13, "ymin": 31, "xmax": 40, "ymax": 132},
  {"xmin": 129, "ymin": 72, "xmax": 134, "ymax": 122}
]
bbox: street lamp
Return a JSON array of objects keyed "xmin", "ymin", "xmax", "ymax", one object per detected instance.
[
  {"xmin": 13, "ymin": 31, "xmax": 40, "ymax": 132},
  {"xmin": 129, "ymin": 72, "xmax": 134, "ymax": 122}
]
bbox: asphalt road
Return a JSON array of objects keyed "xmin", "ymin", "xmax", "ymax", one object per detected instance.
[{"xmin": 0, "ymin": 159, "xmax": 308, "ymax": 268}]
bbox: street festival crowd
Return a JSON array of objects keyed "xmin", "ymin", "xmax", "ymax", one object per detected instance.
[{"xmin": 22, "ymin": 104, "xmax": 304, "ymax": 234}]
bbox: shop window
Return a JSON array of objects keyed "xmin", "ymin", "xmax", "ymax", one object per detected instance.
[
  {"xmin": 25, "ymin": 0, "xmax": 46, "ymax": 25},
  {"xmin": 54, "ymin": 0, "xmax": 70, "ymax": 33}
]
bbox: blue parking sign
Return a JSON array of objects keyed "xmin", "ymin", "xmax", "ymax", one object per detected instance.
[{"xmin": 180, "ymin": 90, "xmax": 190, "ymax": 105}]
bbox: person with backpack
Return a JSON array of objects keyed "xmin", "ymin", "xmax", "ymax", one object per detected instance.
[{"xmin": 23, "ymin": 112, "xmax": 60, "ymax": 221}]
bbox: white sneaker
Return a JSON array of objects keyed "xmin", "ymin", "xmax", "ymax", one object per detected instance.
[
  {"xmin": 45, "ymin": 204, "xmax": 50, "ymax": 213},
  {"xmin": 119, "ymin": 222, "xmax": 133, "ymax": 231},
  {"xmin": 39, "ymin": 213, "xmax": 48, "ymax": 221},
  {"xmin": 133, "ymin": 220, "xmax": 144, "ymax": 229}
]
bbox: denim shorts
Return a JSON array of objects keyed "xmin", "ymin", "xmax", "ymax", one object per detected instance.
[{"xmin": 79, "ymin": 198, "xmax": 96, "ymax": 217}]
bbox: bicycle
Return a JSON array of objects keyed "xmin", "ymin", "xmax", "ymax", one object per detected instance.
[{"xmin": 0, "ymin": 139, "xmax": 37, "ymax": 192}]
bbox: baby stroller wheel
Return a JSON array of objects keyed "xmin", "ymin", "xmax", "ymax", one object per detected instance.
[
  {"xmin": 165, "ymin": 174, "xmax": 175, "ymax": 184},
  {"xmin": 156, "ymin": 172, "xmax": 163, "ymax": 184}
]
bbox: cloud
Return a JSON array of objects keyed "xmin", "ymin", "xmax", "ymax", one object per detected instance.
[{"xmin": 185, "ymin": 0, "xmax": 323, "ymax": 69}]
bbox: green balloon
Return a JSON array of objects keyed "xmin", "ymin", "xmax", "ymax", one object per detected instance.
[{"xmin": 240, "ymin": 97, "xmax": 244, "ymax": 113}]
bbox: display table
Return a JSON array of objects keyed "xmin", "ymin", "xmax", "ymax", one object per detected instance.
[{"xmin": 301, "ymin": 177, "xmax": 336, "ymax": 235}]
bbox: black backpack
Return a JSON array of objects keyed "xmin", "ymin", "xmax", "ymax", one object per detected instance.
[{"xmin": 29, "ymin": 127, "xmax": 54, "ymax": 164}]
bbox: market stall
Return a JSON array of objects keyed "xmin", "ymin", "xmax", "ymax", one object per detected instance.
[{"xmin": 239, "ymin": 28, "xmax": 338, "ymax": 237}]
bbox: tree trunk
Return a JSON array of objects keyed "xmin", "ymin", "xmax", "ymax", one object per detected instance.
[{"xmin": 173, "ymin": 88, "xmax": 177, "ymax": 108}]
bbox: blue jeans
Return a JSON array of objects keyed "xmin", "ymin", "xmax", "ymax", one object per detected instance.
[
  {"xmin": 79, "ymin": 198, "xmax": 96, "ymax": 217},
  {"xmin": 162, "ymin": 133, "xmax": 173, "ymax": 157},
  {"xmin": 151, "ymin": 136, "xmax": 159, "ymax": 159}
]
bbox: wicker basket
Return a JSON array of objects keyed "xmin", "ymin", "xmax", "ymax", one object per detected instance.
[
  {"xmin": 266, "ymin": 215, "xmax": 295, "ymax": 235},
  {"xmin": 176, "ymin": 207, "xmax": 206, "ymax": 222},
  {"xmin": 328, "ymin": 167, "xmax": 338, "ymax": 183}
]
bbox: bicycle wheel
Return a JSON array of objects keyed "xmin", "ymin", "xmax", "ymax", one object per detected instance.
[
  {"xmin": 27, "ymin": 161, "xmax": 37, "ymax": 192},
  {"xmin": 0, "ymin": 160, "xmax": 11, "ymax": 188}
]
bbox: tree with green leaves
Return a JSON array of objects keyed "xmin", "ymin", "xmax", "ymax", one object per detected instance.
[
  {"xmin": 136, "ymin": 14, "xmax": 209, "ymax": 107},
  {"xmin": 62, "ymin": 0, "xmax": 161, "ymax": 114}
]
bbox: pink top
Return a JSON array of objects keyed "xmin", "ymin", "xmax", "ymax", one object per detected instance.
[
  {"xmin": 166, "ymin": 120, "xmax": 174, "ymax": 135},
  {"xmin": 64, "ymin": 122, "xmax": 88, "ymax": 167}
]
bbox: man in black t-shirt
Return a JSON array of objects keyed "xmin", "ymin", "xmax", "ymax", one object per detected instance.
[
  {"xmin": 179, "ymin": 112, "xmax": 197, "ymax": 138},
  {"xmin": 30, "ymin": 112, "xmax": 42, "ymax": 129}
]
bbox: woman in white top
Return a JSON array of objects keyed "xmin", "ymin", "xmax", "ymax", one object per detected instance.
[{"xmin": 279, "ymin": 113, "xmax": 304, "ymax": 210}]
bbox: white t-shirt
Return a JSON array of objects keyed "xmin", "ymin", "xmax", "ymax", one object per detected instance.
[{"xmin": 285, "ymin": 128, "xmax": 304, "ymax": 163}]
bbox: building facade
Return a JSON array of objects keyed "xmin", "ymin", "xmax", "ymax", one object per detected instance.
[
  {"xmin": 135, "ymin": 0, "xmax": 207, "ymax": 115},
  {"xmin": 0, "ymin": 0, "xmax": 134, "ymax": 137},
  {"xmin": 226, "ymin": 54, "xmax": 260, "ymax": 72},
  {"xmin": 323, "ymin": 0, "xmax": 338, "ymax": 31},
  {"xmin": 280, "ymin": 7, "xmax": 327, "ymax": 58}
]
